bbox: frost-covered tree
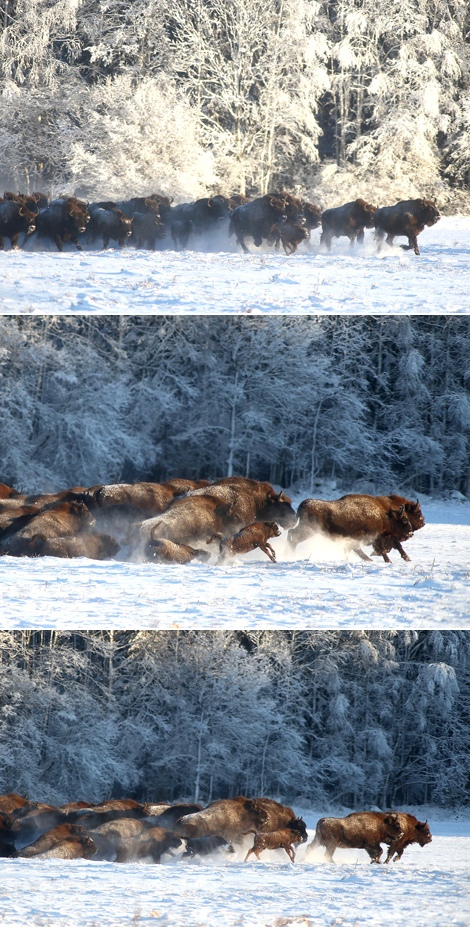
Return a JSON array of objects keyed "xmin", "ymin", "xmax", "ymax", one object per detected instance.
[{"xmin": 163, "ymin": 0, "xmax": 329, "ymax": 193}]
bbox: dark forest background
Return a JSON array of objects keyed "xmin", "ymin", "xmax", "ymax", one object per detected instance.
[
  {"xmin": 1, "ymin": 315, "xmax": 469, "ymax": 496},
  {"xmin": 1, "ymin": 630, "xmax": 468, "ymax": 809}
]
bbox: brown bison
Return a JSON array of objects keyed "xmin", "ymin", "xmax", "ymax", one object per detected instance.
[
  {"xmin": 161, "ymin": 478, "xmax": 212, "ymax": 495},
  {"xmin": 18, "ymin": 823, "xmax": 97, "ymax": 859},
  {"xmin": 244, "ymin": 817, "xmax": 308, "ymax": 862},
  {"xmin": 0, "ymin": 812, "xmax": 16, "ymax": 857},
  {"xmin": 287, "ymin": 493, "xmax": 423, "ymax": 561},
  {"xmin": 137, "ymin": 481, "xmax": 295, "ymax": 549},
  {"xmin": 176, "ymin": 796, "xmax": 298, "ymax": 844},
  {"xmin": 9, "ymin": 802, "xmax": 71, "ymax": 850},
  {"xmin": 0, "ymin": 500, "xmax": 96, "ymax": 556},
  {"xmin": 207, "ymin": 521, "xmax": 281, "ymax": 563},
  {"xmin": 79, "ymin": 482, "xmax": 177, "ymax": 516},
  {"xmin": 384, "ymin": 813, "xmax": 432, "ymax": 863},
  {"xmin": 229, "ymin": 195, "xmax": 287, "ymax": 253},
  {"xmin": 306, "ymin": 811, "xmax": 404, "ymax": 863},
  {"xmin": 145, "ymin": 538, "xmax": 211, "ymax": 564},
  {"xmin": 30, "ymin": 532, "xmax": 120, "ymax": 560},
  {"xmin": 320, "ymin": 199, "xmax": 377, "ymax": 250},
  {"xmin": 182, "ymin": 835, "xmax": 234, "ymax": 859},
  {"xmin": 113, "ymin": 826, "xmax": 184, "ymax": 863},
  {"xmin": 374, "ymin": 199, "xmax": 440, "ymax": 255},
  {"xmin": 0, "ymin": 793, "xmax": 29, "ymax": 814}
]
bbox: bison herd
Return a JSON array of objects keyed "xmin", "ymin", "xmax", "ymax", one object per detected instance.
[
  {"xmin": 0, "ymin": 189, "xmax": 440, "ymax": 255},
  {"xmin": 0, "ymin": 477, "xmax": 426, "ymax": 565},
  {"xmin": 0, "ymin": 792, "xmax": 431, "ymax": 866}
]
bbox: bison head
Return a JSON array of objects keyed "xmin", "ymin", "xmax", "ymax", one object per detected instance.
[
  {"xmin": 356, "ymin": 199, "xmax": 378, "ymax": 227},
  {"xmin": 421, "ymin": 200, "xmax": 440, "ymax": 226},
  {"xmin": 416, "ymin": 820, "xmax": 432, "ymax": 846}
]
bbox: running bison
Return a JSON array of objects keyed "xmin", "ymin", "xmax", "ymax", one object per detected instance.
[
  {"xmin": 18, "ymin": 823, "xmax": 97, "ymax": 860},
  {"xmin": 288, "ymin": 493, "xmax": 423, "ymax": 562},
  {"xmin": 176, "ymin": 797, "xmax": 300, "ymax": 845},
  {"xmin": 207, "ymin": 521, "xmax": 281, "ymax": 563},
  {"xmin": 384, "ymin": 813, "xmax": 432, "ymax": 863},
  {"xmin": 229, "ymin": 195, "xmax": 287, "ymax": 253},
  {"xmin": 320, "ymin": 199, "xmax": 377, "ymax": 250},
  {"xmin": 306, "ymin": 811, "xmax": 404, "ymax": 863},
  {"xmin": 244, "ymin": 817, "xmax": 308, "ymax": 862},
  {"xmin": 374, "ymin": 198, "xmax": 440, "ymax": 254},
  {"xmin": 0, "ymin": 198, "xmax": 38, "ymax": 249}
]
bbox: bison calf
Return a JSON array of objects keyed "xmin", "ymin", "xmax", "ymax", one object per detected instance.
[
  {"xmin": 244, "ymin": 818, "xmax": 308, "ymax": 863},
  {"xmin": 207, "ymin": 521, "xmax": 281, "ymax": 563}
]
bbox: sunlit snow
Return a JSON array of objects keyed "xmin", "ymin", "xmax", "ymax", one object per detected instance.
[
  {"xmin": 0, "ymin": 217, "xmax": 469, "ymax": 314},
  {"xmin": 1, "ymin": 499, "xmax": 468, "ymax": 628}
]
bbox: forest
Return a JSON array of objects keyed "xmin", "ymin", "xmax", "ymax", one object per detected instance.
[
  {"xmin": 1, "ymin": 629, "xmax": 468, "ymax": 809},
  {"xmin": 0, "ymin": 0, "xmax": 469, "ymax": 207},
  {"xmin": 0, "ymin": 315, "xmax": 469, "ymax": 496}
]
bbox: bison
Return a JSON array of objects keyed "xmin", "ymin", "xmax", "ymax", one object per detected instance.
[
  {"xmin": 384, "ymin": 813, "xmax": 432, "ymax": 863},
  {"xmin": 144, "ymin": 538, "xmax": 211, "ymax": 564},
  {"xmin": 244, "ymin": 817, "xmax": 308, "ymax": 863},
  {"xmin": 18, "ymin": 823, "xmax": 97, "ymax": 860},
  {"xmin": 159, "ymin": 196, "xmax": 232, "ymax": 249},
  {"xmin": 176, "ymin": 796, "xmax": 299, "ymax": 845},
  {"xmin": 113, "ymin": 826, "xmax": 183, "ymax": 863},
  {"xmin": 0, "ymin": 199, "xmax": 38, "ymax": 249},
  {"xmin": 229, "ymin": 195, "xmax": 287, "ymax": 253},
  {"xmin": 33, "ymin": 198, "xmax": 89, "ymax": 251},
  {"xmin": 31, "ymin": 532, "xmax": 120, "ymax": 560},
  {"xmin": 0, "ymin": 500, "xmax": 96, "ymax": 557},
  {"xmin": 182, "ymin": 835, "xmax": 234, "ymax": 859},
  {"xmin": 207, "ymin": 521, "xmax": 281, "ymax": 563},
  {"xmin": 374, "ymin": 199, "xmax": 440, "ymax": 255},
  {"xmin": 306, "ymin": 811, "xmax": 404, "ymax": 863},
  {"xmin": 320, "ymin": 199, "xmax": 377, "ymax": 250},
  {"xmin": 287, "ymin": 493, "xmax": 422, "ymax": 561},
  {"xmin": 86, "ymin": 206, "xmax": 133, "ymax": 249}
]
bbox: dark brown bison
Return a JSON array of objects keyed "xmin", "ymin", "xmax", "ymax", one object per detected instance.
[
  {"xmin": 384, "ymin": 813, "xmax": 432, "ymax": 863},
  {"xmin": 207, "ymin": 521, "xmax": 281, "ymax": 563},
  {"xmin": 0, "ymin": 500, "xmax": 96, "ymax": 556},
  {"xmin": 320, "ymin": 199, "xmax": 377, "ymax": 250},
  {"xmin": 182, "ymin": 835, "xmax": 234, "ymax": 859},
  {"xmin": 306, "ymin": 811, "xmax": 404, "ymax": 863},
  {"xmin": 176, "ymin": 796, "xmax": 298, "ymax": 844},
  {"xmin": 9, "ymin": 801, "xmax": 70, "ymax": 850},
  {"xmin": 374, "ymin": 199, "xmax": 440, "ymax": 255},
  {"xmin": 113, "ymin": 826, "xmax": 183, "ymax": 863},
  {"xmin": 0, "ymin": 484, "xmax": 21, "ymax": 500},
  {"xmin": 287, "ymin": 493, "xmax": 421, "ymax": 561},
  {"xmin": 145, "ymin": 538, "xmax": 211, "ymax": 564},
  {"xmin": 0, "ymin": 199, "xmax": 38, "ymax": 249},
  {"xmin": 87, "ymin": 206, "xmax": 133, "ymax": 248},
  {"xmin": 34, "ymin": 198, "xmax": 90, "ymax": 251},
  {"xmin": 31, "ymin": 532, "xmax": 120, "ymax": 560},
  {"xmin": 18, "ymin": 823, "xmax": 97, "ymax": 859},
  {"xmin": 0, "ymin": 812, "xmax": 16, "ymax": 857},
  {"xmin": 268, "ymin": 222, "xmax": 309, "ymax": 255},
  {"xmin": 244, "ymin": 817, "xmax": 308, "ymax": 862},
  {"xmin": 229, "ymin": 195, "xmax": 287, "ymax": 253},
  {"xmin": 160, "ymin": 196, "xmax": 232, "ymax": 249}
]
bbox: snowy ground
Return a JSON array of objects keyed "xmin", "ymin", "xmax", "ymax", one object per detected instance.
[
  {"xmin": 1, "ymin": 498, "xmax": 468, "ymax": 628},
  {"xmin": 1, "ymin": 811, "xmax": 469, "ymax": 927},
  {"xmin": 0, "ymin": 216, "xmax": 469, "ymax": 314}
]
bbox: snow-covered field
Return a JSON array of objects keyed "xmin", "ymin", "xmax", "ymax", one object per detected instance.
[
  {"xmin": 0, "ymin": 216, "xmax": 469, "ymax": 314},
  {"xmin": 1, "ymin": 498, "xmax": 468, "ymax": 628},
  {"xmin": 1, "ymin": 812, "xmax": 469, "ymax": 927}
]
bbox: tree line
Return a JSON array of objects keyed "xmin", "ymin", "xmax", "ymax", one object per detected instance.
[
  {"xmin": 1, "ymin": 630, "xmax": 468, "ymax": 809},
  {"xmin": 0, "ymin": 315, "xmax": 469, "ymax": 496},
  {"xmin": 0, "ymin": 0, "xmax": 468, "ymax": 206}
]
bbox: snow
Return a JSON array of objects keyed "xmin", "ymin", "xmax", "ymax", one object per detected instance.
[
  {"xmin": 1, "ymin": 498, "xmax": 468, "ymax": 628},
  {"xmin": 0, "ymin": 216, "xmax": 469, "ymax": 314},
  {"xmin": 1, "ymin": 813, "xmax": 469, "ymax": 926}
]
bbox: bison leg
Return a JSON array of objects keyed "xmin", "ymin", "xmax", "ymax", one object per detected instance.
[
  {"xmin": 287, "ymin": 522, "xmax": 313, "ymax": 550},
  {"xmin": 374, "ymin": 228, "xmax": 385, "ymax": 251},
  {"xmin": 320, "ymin": 230, "xmax": 332, "ymax": 251},
  {"xmin": 352, "ymin": 545, "xmax": 372, "ymax": 562},
  {"xmin": 54, "ymin": 234, "xmax": 64, "ymax": 252},
  {"xmin": 385, "ymin": 233, "xmax": 395, "ymax": 248},
  {"xmin": 356, "ymin": 229, "xmax": 365, "ymax": 244},
  {"xmin": 259, "ymin": 542, "xmax": 277, "ymax": 563},
  {"xmin": 365, "ymin": 844, "xmax": 382, "ymax": 863},
  {"xmin": 405, "ymin": 233, "xmax": 420, "ymax": 255},
  {"xmin": 285, "ymin": 845, "xmax": 296, "ymax": 863}
]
